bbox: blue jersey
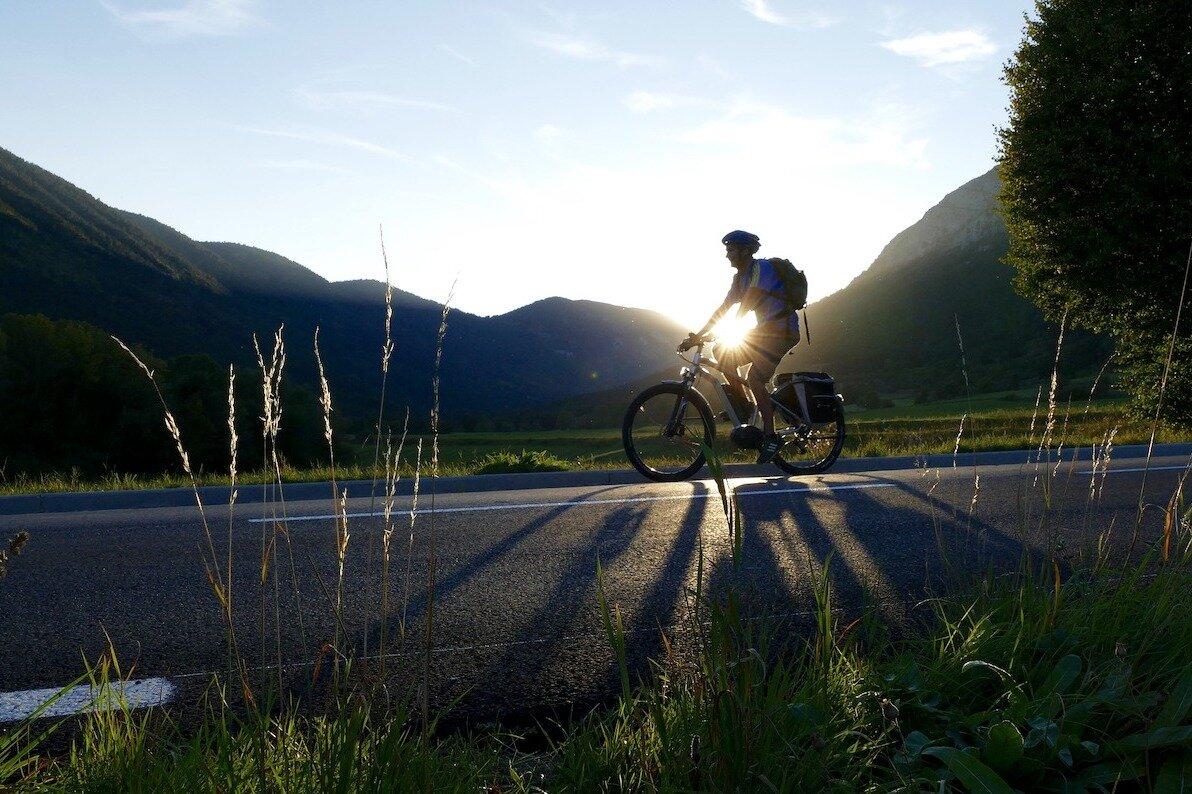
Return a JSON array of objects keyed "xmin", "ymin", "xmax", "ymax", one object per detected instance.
[{"xmin": 727, "ymin": 259, "xmax": 799, "ymax": 335}]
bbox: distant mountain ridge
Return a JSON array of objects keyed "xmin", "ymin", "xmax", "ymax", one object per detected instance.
[
  {"xmin": 0, "ymin": 145, "xmax": 686, "ymax": 425},
  {"xmin": 782, "ymin": 167, "xmax": 1107, "ymax": 398},
  {"xmin": 0, "ymin": 145, "xmax": 1107, "ymax": 432},
  {"xmin": 539, "ymin": 167, "xmax": 1109, "ymax": 428}
]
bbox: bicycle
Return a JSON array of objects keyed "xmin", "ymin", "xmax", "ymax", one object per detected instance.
[{"xmin": 621, "ymin": 334, "xmax": 846, "ymax": 482}]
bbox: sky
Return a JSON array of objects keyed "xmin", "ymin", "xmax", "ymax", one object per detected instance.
[{"xmin": 1, "ymin": 0, "xmax": 1033, "ymax": 327}]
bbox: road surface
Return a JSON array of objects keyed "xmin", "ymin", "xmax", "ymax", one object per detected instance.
[{"xmin": 0, "ymin": 450, "xmax": 1186, "ymax": 723}]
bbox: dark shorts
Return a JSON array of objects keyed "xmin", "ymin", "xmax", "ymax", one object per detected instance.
[{"xmin": 717, "ymin": 322, "xmax": 798, "ymax": 381}]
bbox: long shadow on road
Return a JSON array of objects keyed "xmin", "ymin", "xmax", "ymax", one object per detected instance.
[
  {"xmin": 363, "ymin": 471, "xmax": 1064, "ymax": 722},
  {"xmin": 464, "ymin": 481, "xmax": 714, "ymax": 718}
]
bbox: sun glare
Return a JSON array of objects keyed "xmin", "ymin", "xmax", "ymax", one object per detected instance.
[{"xmin": 711, "ymin": 312, "xmax": 756, "ymax": 349}]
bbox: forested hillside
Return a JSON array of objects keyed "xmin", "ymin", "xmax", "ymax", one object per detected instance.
[
  {"xmin": 0, "ymin": 145, "xmax": 1115, "ymax": 474},
  {"xmin": 0, "ymin": 145, "xmax": 686, "ymax": 430},
  {"xmin": 781, "ymin": 168, "xmax": 1109, "ymax": 403}
]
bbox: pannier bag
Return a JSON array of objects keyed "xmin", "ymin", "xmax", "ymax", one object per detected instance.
[{"xmin": 772, "ymin": 372, "xmax": 839, "ymax": 424}]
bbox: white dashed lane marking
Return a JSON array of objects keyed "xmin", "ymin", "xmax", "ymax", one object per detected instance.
[{"xmin": 0, "ymin": 678, "xmax": 176, "ymax": 724}]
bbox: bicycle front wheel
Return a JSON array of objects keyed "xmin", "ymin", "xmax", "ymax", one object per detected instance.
[{"xmin": 622, "ymin": 383, "xmax": 715, "ymax": 482}]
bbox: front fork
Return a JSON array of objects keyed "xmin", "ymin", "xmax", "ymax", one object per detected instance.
[{"xmin": 665, "ymin": 364, "xmax": 701, "ymax": 437}]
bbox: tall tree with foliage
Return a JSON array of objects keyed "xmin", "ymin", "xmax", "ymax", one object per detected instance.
[{"xmin": 998, "ymin": 0, "xmax": 1192, "ymax": 422}]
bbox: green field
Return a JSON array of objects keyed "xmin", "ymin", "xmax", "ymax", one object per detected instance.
[{"xmin": 2, "ymin": 394, "xmax": 1185, "ymax": 496}]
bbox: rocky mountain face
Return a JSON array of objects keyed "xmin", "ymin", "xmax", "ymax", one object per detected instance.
[
  {"xmin": 781, "ymin": 167, "xmax": 1107, "ymax": 400},
  {"xmin": 866, "ymin": 168, "xmax": 1006, "ymax": 277}
]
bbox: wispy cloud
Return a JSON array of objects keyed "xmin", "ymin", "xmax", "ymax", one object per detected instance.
[
  {"xmin": 528, "ymin": 31, "xmax": 664, "ymax": 68},
  {"xmin": 623, "ymin": 91, "xmax": 712, "ymax": 113},
  {"xmin": 697, "ymin": 54, "xmax": 732, "ymax": 83},
  {"xmin": 231, "ymin": 125, "xmax": 415, "ymax": 164},
  {"xmin": 739, "ymin": 0, "xmax": 838, "ymax": 30},
  {"xmin": 438, "ymin": 43, "xmax": 478, "ymax": 66},
  {"xmin": 680, "ymin": 98, "xmax": 929, "ymax": 169},
  {"xmin": 254, "ymin": 159, "xmax": 350, "ymax": 174},
  {"xmin": 881, "ymin": 29, "xmax": 997, "ymax": 67},
  {"xmin": 292, "ymin": 85, "xmax": 456, "ymax": 114},
  {"xmin": 101, "ymin": 0, "xmax": 259, "ymax": 38},
  {"xmin": 534, "ymin": 124, "xmax": 564, "ymax": 143}
]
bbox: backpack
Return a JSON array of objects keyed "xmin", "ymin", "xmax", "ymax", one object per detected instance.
[
  {"xmin": 768, "ymin": 257, "xmax": 811, "ymax": 344},
  {"xmin": 768, "ymin": 258, "xmax": 808, "ymax": 310}
]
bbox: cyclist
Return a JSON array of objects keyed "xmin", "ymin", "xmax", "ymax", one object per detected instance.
[{"xmin": 681, "ymin": 230, "xmax": 801, "ymax": 464}]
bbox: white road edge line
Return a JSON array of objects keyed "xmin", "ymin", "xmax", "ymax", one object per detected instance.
[
  {"xmin": 249, "ymin": 481, "xmax": 898, "ymax": 523},
  {"xmin": 1077, "ymin": 464, "xmax": 1190, "ymax": 475},
  {"xmin": 0, "ymin": 677, "xmax": 176, "ymax": 724}
]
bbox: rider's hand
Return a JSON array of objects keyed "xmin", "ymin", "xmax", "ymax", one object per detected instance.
[{"xmin": 677, "ymin": 332, "xmax": 699, "ymax": 352}]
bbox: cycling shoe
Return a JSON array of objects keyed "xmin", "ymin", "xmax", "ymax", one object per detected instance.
[{"xmin": 756, "ymin": 433, "xmax": 783, "ymax": 464}]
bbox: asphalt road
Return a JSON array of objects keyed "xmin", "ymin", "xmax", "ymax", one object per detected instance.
[{"xmin": 0, "ymin": 451, "xmax": 1187, "ymax": 723}]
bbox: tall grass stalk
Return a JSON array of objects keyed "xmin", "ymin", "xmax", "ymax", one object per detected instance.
[
  {"xmin": 1130, "ymin": 240, "xmax": 1192, "ymax": 560},
  {"xmin": 223, "ymin": 364, "xmax": 250, "ymax": 703},
  {"xmin": 1034, "ymin": 310, "xmax": 1067, "ymax": 479},
  {"xmin": 365, "ymin": 228, "xmax": 398, "ymax": 660},
  {"xmin": 111, "ymin": 337, "xmax": 222, "ymax": 602},
  {"xmin": 314, "ymin": 327, "xmax": 337, "ymax": 491},
  {"xmin": 252, "ymin": 328, "xmax": 306, "ymax": 694},
  {"xmin": 314, "ymin": 326, "xmax": 350, "ymax": 687},
  {"xmin": 379, "ymin": 412, "xmax": 409, "ymax": 678},
  {"xmin": 111, "ymin": 336, "xmax": 248, "ymax": 694},
  {"xmin": 423, "ymin": 280, "xmax": 456, "ymax": 731},
  {"xmin": 400, "ymin": 438, "xmax": 423, "ymax": 641}
]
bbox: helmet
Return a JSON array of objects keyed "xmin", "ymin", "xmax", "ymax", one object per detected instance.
[{"xmin": 721, "ymin": 230, "xmax": 760, "ymax": 248}]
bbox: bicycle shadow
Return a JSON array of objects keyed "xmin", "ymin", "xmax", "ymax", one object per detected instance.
[
  {"xmin": 703, "ymin": 471, "xmax": 1053, "ymax": 626},
  {"xmin": 360, "ymin": 485, "xmax": 628, "ymax": 653},
  {"xmin": 357, "ymin": 468, "xmax": 1054, "ymax": 724},
  {"xmin": 461, "ymin": 481, "xmax": 717, "ymax": 719}
]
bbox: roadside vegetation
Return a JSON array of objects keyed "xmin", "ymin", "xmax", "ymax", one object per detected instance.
[
  {"xmin": 3, "ymin": 439, "xmax": 1190, "ymax": 790},
  {"xmin": 2, "ymin": 1, "xmax": 1190, "ymax": 789},
  {"xmin": 2, "ymin": 398, "xmax": 1185, "ymax": 496}
]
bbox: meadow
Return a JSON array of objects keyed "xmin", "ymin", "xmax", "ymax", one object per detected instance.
[{"xmin": 1, "ymin": 393, "xmax": 1183, "ymax": 496}]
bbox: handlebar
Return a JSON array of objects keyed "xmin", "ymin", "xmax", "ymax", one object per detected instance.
[{"xmin": 677, "ymin": 332, "xmax": 715, "ymax": 353}]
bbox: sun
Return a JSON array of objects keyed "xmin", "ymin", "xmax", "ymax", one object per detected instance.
[{"xmin": 711, "ymin": 312, "xmax": 756, "ymax": 349}]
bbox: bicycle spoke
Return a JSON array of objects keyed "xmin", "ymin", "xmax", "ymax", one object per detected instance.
[{"xmin": 626, "ymin": 387, "xmax": 710, "ymax": 477}]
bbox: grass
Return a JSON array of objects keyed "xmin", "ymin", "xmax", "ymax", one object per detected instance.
[
  {"xmin": 5, "ymin": 500, "xmax": 1189, "ymax": 790},
  {"xmin": 3, "ymin": 257, "xmax": 1190, "ymax": 790},
  {"xmin": 2, "ymin": 400, "xmax": 1186, "ymax": 496},
  {"xmin": 470, "ymin": 449, "xmax": 571, "ymax": 475}
]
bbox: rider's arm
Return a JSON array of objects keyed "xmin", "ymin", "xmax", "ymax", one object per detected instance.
[{"xmin": 695, "ymin": 296, "xmax": 737, "ymax": 337}]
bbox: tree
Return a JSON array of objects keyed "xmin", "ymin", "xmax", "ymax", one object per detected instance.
[
  {"xmin": 997, "ymin": 0, "xmax": 1192, "ymax": 422},
  {"xmin": 0, "ymin": 313, "xmax": 333, "ymax": 478}
]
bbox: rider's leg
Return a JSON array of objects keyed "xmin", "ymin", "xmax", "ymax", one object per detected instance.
[
  {"xmin": 726, "ymin": 372, "xmax": 751, "ymax": 408},
  {"xmin": 746, "ymin": 366, "xmax": 775, "ymax": 436},
  {"xmin": 717, "ymin": 353, "xmax": 754, "ymax": 421}
]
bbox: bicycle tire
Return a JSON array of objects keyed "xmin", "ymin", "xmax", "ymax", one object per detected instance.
[
  {"xmin": 622, "ymin": 382, "xmax": 716, "ymax": 482},
  {"xmin": 773, "ymin": 399, "xmax": 846, "ymax": 475}
]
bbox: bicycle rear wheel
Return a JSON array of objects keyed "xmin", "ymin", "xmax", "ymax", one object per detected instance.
[
  {"xmin": 622, "ymin": 383, "xmax": 715, "ymax": 482},
  {"xmin": 773, "ymin": 398, "xmax": 846, "ymax": 475}
]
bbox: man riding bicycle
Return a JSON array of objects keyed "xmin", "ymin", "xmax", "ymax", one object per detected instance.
[{"xmin": 681, "ymin": 230, "xmax": 801, "ymax": 464}]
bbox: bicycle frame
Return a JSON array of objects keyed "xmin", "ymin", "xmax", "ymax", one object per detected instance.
[{"xmin": 676, "ymin": 342, "xmax": 804, "ymax": 436}]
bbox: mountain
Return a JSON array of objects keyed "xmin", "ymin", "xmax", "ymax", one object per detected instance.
[
  {"xmin": 0, "ymin": 146, "xmax": 686, "ymax": 426},
  {"xmin": 780, "ymin": 168, "xmax": 1108, "ymax": 400},
  {"xmin": 534, "ymin": 168, "xmax": 1111, "ymax": 428},
  {"xmin": 0, "ymin": 145, "xmax": 1108, "ymax": 436}
]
